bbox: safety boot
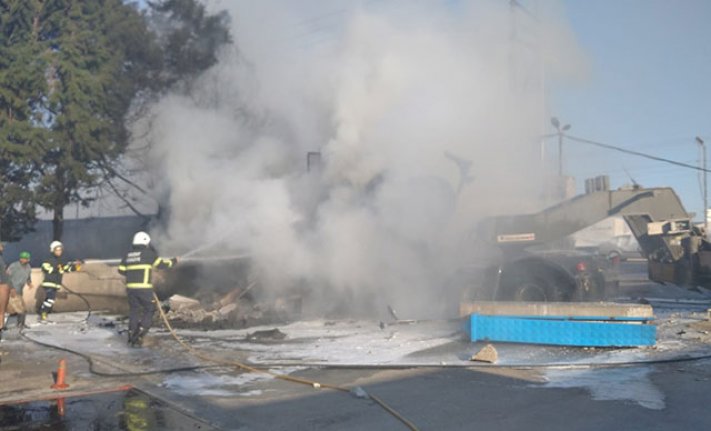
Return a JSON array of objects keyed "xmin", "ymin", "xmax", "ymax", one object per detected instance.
[
  {"xmin": 134, "ymin": 326, "xmax": 149, "ymax": 347},
  {"xmin": 128, "ymin": 327, "xmax": 145, "ymax": 348},
  {"xmin": 128, "ymin": 331, "xmax": 137, "ymax": 347}
]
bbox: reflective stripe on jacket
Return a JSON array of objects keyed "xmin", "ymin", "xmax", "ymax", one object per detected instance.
[
  {"xmin": 118, "ymin": 246, "xmax": 174, "ymax": 289},
  {"xmin": 41, "ymin": 256, "xmax": 77, "ymax": 289}
]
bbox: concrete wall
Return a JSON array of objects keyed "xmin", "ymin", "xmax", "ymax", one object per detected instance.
[
  {"xmin": 20, "ymin": 262, "xmax": 129, "ymax": 314},
  {"xmin": 4, "ymin": 215, "xmax": 152, "ymax": 262}
]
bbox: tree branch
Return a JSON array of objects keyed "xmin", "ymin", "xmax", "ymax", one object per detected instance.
[
  {"xmin": 99, "ymin": 156, "xmax": 149, "ymax": 195},
  {"xmin": 104, "ymin": 177, "xmax": 151, "ymax": 220}
]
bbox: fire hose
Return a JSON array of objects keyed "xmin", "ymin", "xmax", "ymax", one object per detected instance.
[
  {"xmin": 21, "ymin": 263, "xmax": 420, "ymax": 428},
  {"xmin": 12, "ymin": 252, "xmax": 422, "ymax": 427},
  {"xmin": 19, "ymin": 308, "xmax": 421, "ymax": 430},
  {"xmin": 18, "ymin": 290, "xmax": 711, "ymax": 430},
  {"xmin": 150, "ymin": 290, "xmax": 421, "ymax": 431},
  {"xmin": 32, "ymin": 259, "xmax": 711, "ymax": 428}
]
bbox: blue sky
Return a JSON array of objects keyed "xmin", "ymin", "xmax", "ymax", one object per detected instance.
[{"xmin": 550, "ymin": 0, "xmax": 711, "ymax": 220}]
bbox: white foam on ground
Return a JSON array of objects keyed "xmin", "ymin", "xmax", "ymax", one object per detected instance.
[
  {"xmin": 180, "ymin": 319, "xmax": 461, "ymax": 365},
  {"xmin": 542, "ymin": 367, "xmax": 665, "ymax": 410},
  {"xmin": 160, "ymin": 367, "xmax": 303, "ymax": 397},
  {"xmin": 177, "ymin": 316, "xmax": 711, "ymax": 367},
  {"xmin": 161, "ymin": 371, "xmax": 270, "ymax": 396},
  {"xmin": 21, "ymin": 312, "xmax": 711, "ymax": 369}
]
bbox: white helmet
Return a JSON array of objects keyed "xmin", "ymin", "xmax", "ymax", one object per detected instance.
[
  {"xmin": 50, "ymin": 241, "xmax": 63, "ymax": 252},
  {"xmin": 132, "ymin": 231, "xmax": 151, "ymax": 246}
]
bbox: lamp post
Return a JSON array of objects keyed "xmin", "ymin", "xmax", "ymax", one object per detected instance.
[
  {"xmin": 551, "ymin": 117, "xmax": 571, "ymax": 177},
  {"xmin": 697, "ymin": 136, "xmax": 707, "ymax": 233}
]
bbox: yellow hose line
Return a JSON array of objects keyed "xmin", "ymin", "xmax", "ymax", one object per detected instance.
[{"xmin": 152, "ymin": 292, "xmax": 420, "ymax": 431}]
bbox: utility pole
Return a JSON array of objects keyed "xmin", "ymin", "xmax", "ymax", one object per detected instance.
[
  {"xmin": 697, "ymin": 136, "xmax": 707, "ymax": 233},
  {"xmin": 551, "ymin": 117, "xmax": 571, "ymax": 176}
]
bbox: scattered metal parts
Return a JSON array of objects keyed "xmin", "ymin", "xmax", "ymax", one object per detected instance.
[{"xmin": 387, "ymin": 305, "xmax": 400, "ymax": 321}]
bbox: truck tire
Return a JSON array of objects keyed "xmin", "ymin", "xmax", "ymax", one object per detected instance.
[
  {"xmin": 511, "ymin": 278, "xmax": 549, "ymax": 302},
  {"xmin": 496, "ymin": 261, "xmax": 576, "ymax": 302}
]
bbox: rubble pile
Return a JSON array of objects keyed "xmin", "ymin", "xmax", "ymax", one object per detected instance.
[{"xmin": 162, "ymin": 287, "xmax": 303, "ymax": 330}]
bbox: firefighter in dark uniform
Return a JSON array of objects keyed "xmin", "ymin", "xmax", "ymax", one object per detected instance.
[
  {"xmin": 40, "ymin": 241, "xmax": 81, "ymax": 322},
  {"xmin": 118, "ymin": 232, "xmax": 177, "ymax": 347}
]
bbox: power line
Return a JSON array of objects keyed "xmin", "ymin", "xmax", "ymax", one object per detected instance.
[
  {"xmin": 562, "ymin": 134, "xmax": 711, "ymax": 173},
  {"xmin": 575, "ymin": 165, "xmax": 696, "ymax": 179},
  {"xmin": 576, "ymin": 158, "xmax": 697, "ymax": 173}
]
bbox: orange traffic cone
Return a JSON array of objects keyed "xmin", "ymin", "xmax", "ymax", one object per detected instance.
[{"xmin": 51, "ymin": 359, "xmax": 70, "ymax": 390}]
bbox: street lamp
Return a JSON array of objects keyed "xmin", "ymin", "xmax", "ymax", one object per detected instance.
[
  {"xmin": 697, "ymin": 136, "xmax": 707, "ymax": 233},
  {"xmin": 551, "ymin": 117, "xmax": 571, "ymax": 177}
]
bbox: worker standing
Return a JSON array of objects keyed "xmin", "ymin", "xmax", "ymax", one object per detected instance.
[
  {"xmin": 40, "ymin": 241, "xmax": 81, "ymax": 323},
  {"xmin": 118, "ymin": 232, "xmax": 177, "ymax": 347},
  {"xmin": 0, "ymin": 243, "xmax": 10, "ymax": 340},
  {"xmin": 6, "ymin": 252, "xmax": 34, "ymax": 328}
]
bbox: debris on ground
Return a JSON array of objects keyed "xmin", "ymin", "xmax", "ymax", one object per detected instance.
[
  {"xmin": 168, "ymin": 294, "xmax": 202, "ymax": 312},
  {"xmin": 470, "ymin": 343, "xmax": 498, "ymax": 363},
  {"xmin": 387, "ymin": 305, "xmax": 400, "ymax": 321},
  {"xmin": 161, "ymin": 285, "xmax": 303, "ymax": 330},
  {"xmin": 218, "ymin": 303, "xmax": 238, "ymax": 316},
  {"xmin": 97, "ymin": 320, "xmax": 116, "ymax": 328},
  {"xmin": 685, "ymin": 320, "xmax": 711, "ymax": 342},
  {"xmin": 351, "ymin": 386, "xmax": 370, "ymax": 399},
  {"xmin": 245, "ymin": 328, "xmax": 287, "ymax": 341}
]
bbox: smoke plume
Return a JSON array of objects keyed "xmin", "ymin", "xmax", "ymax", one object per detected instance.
[{"xmin": 131, "ymin": 0, "xmax": 585, "ymax": 318}]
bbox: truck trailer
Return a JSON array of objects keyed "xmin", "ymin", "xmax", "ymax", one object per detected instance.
[{"xmin": 462, "ymin": 180, "xmax": 709, "ymax": 302}]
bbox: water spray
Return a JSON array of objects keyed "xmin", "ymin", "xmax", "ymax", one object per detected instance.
[
  {"xmin": 180, "ymin": 240, "xmax": 224, "ymax": 259},
  {"xmin": 82, "ymin": 253, "xmax": 251, "ymax": 266},
  {"xmin": 179, "ymin": 224, "xmax": 248, "ymax": 259}
]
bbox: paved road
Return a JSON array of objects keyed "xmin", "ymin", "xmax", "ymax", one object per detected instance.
[
  {"xmin": 149, "ymin": 358, "xmax": 711, "ymax": 431},
  {"xmin": 2, "ymin": 275, "xmax": 711, "ymax": 431}
]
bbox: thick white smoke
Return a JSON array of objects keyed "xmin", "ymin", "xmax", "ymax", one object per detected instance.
[{"xmin": 132, "ymin": 0, "xmax": 585, "ymax": 318}]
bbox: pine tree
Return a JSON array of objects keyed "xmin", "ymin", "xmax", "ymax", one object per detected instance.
[
  {"xmin": 32, "ymin": 1, "xmax": 161, "ymax": 240},
  {"xmin": 0, "ymin": 0, "xmax": 231, "ymax": 240},
  {"xmin": 0, "ymin": 0, "xmax": 48, "ymax": 240}
]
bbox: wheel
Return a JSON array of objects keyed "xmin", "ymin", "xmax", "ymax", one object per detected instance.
[
  {"xmin": 511, "ymin": 279, "xmax": 548, "ymax": 301},
  {"xmin": 497, "ymin": 259, "xmax": 577, "ymax": 302},
  {"xmin": 498, "ymin": 272, "xmax": 574, "ymax": 302}
]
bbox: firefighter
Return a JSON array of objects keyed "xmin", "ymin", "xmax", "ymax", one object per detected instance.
[
  {"xmin": 118, "ymin": 232, "xmax": 177, "ymax": 347},
  {"xmin": 40, "ymin": 241, "xmax": 81, "ymax": 323}
]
